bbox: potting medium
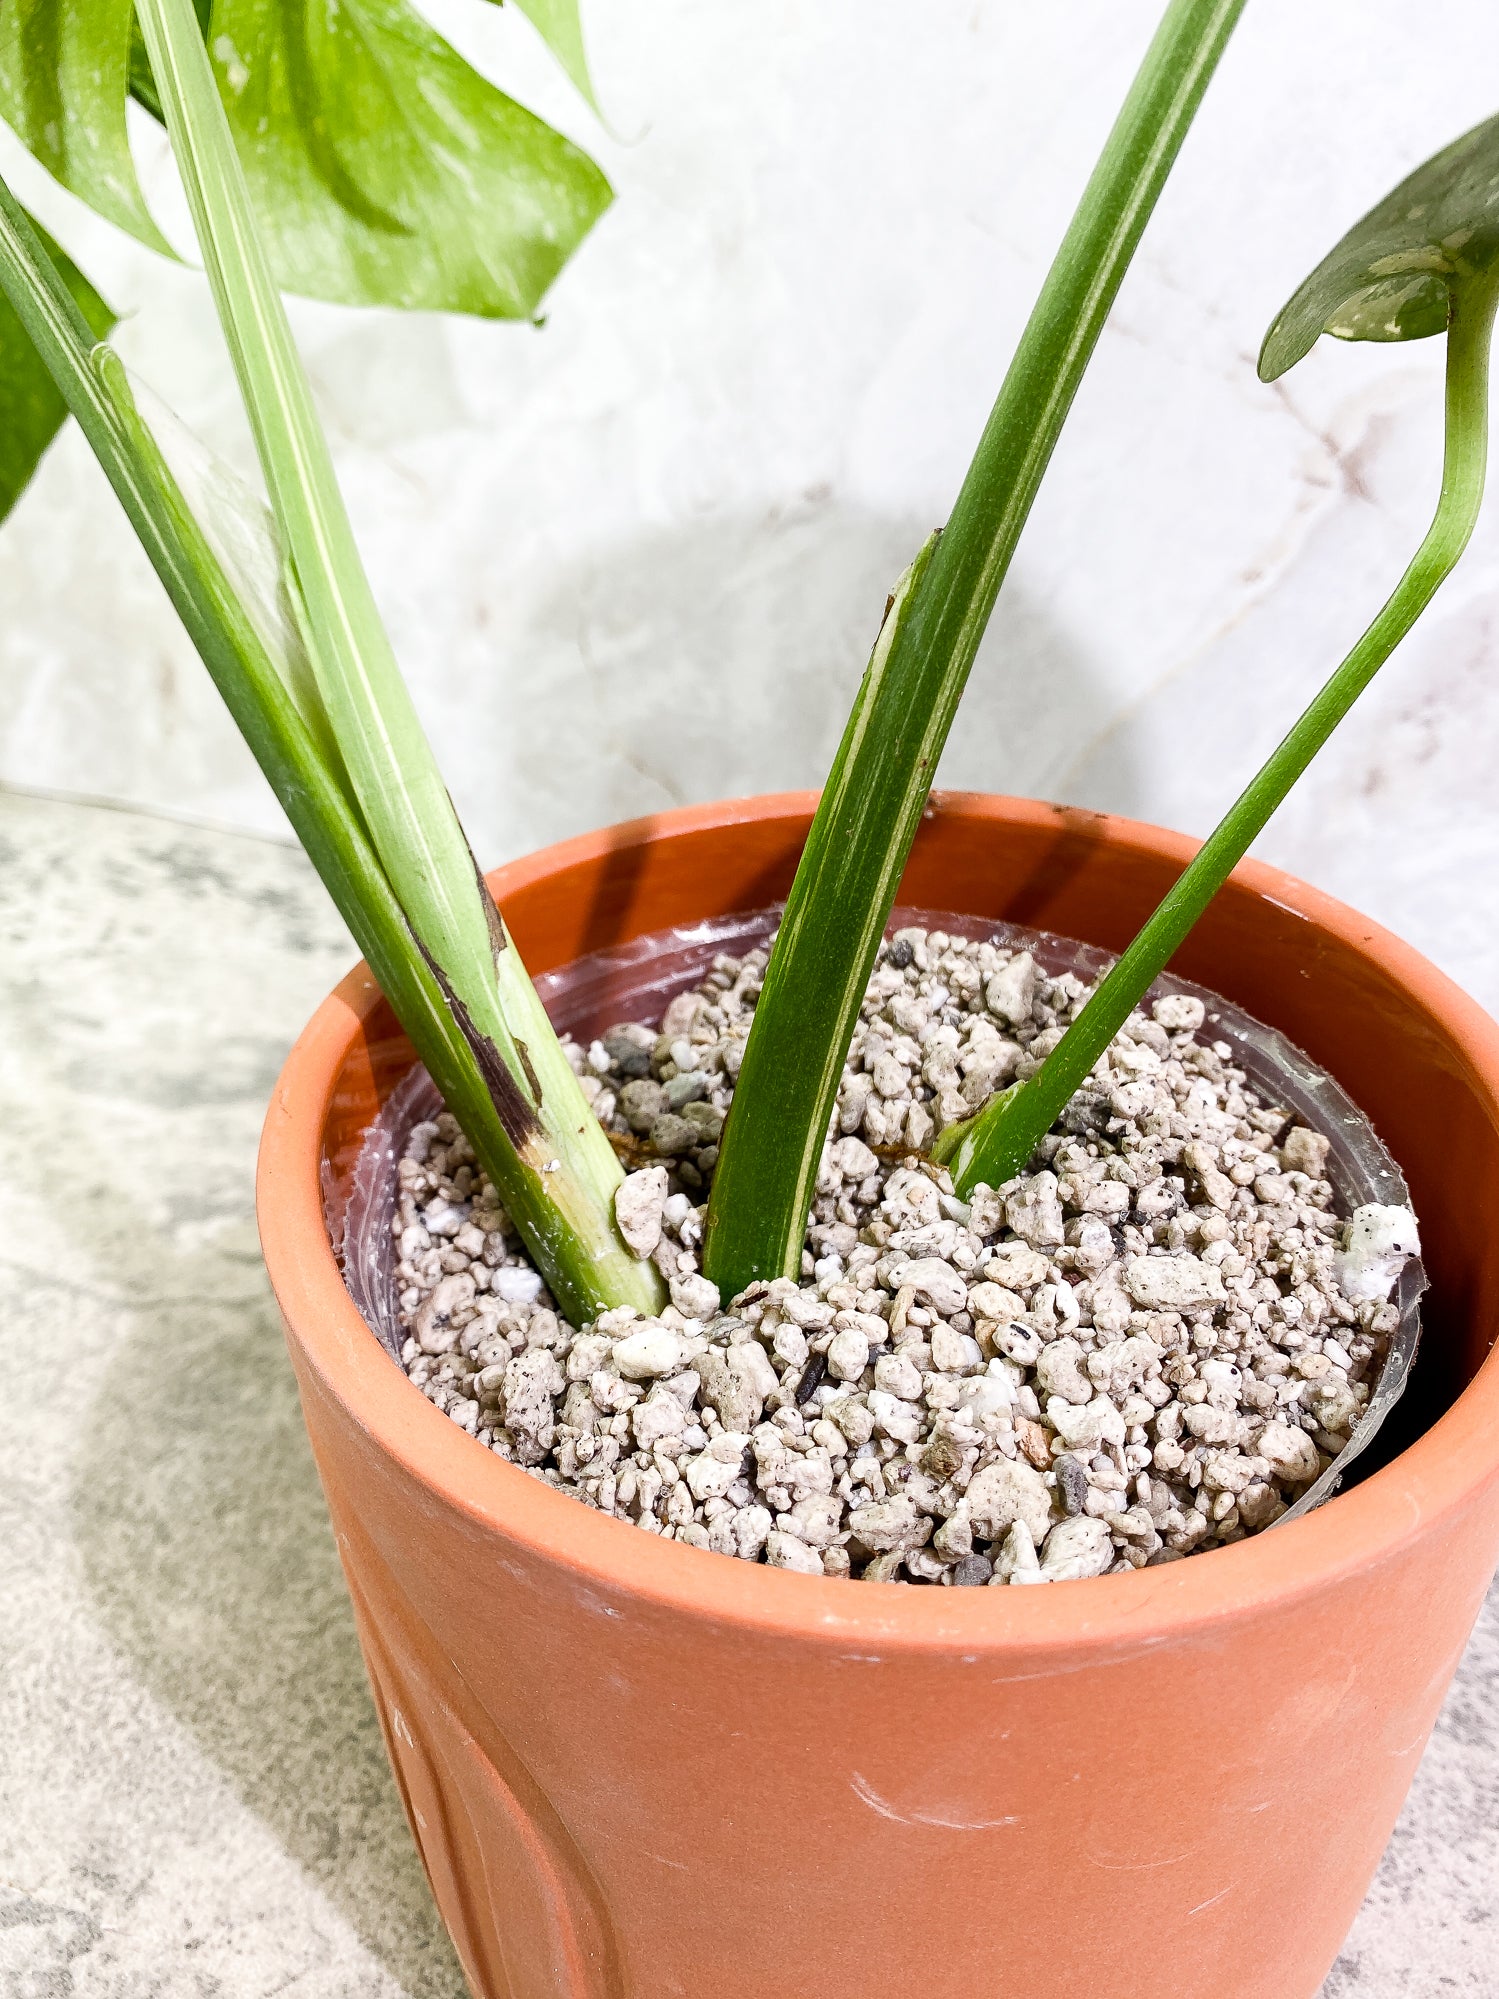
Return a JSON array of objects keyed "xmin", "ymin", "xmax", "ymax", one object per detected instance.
[{"xmin": 336, "ymin": 911, "xmax": 1423, "ymax": 1586}]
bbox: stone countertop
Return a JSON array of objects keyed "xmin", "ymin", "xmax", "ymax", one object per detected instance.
[{"xmin": 2, "ymin": 784, "xmax": 1494, "ymax": 1997}]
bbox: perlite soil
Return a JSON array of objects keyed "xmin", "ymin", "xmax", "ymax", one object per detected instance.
[{"xmin": 388, "ymin": 927, "xmax": 1419, "ymax": 1585}]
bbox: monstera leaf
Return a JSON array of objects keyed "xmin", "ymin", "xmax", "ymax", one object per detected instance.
[
  {"xmin": 0, "ymin": 0, "xmax": 173, "ymax": 251},
  {"xmin": 0, "ymin": 0, "xmax": 608, "ymax": 518},
  {"xmin": 201, "ymin": 0, "xmax": 608, "ymax": 318},
  {"xmin": 0, "ymin": 214, "xmax": 114, "ymax": 518},
  {"xmin": 1261, "ymin": 111, "xmax": 1499, "ymax": 379},
  {"xmin": 1, "ymin": 0, "xmax": 609, "ymax": 317}
]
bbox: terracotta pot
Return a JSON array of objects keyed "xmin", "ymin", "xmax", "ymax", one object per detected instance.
[{"xmin": 258, "ymin": 792, "xmax": 1499, "ymax": 1999}]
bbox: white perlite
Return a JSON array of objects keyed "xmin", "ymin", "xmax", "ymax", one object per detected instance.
[{"xmin": 388, "ymin": 928, "xmax": 1418, "ymax": 1585}]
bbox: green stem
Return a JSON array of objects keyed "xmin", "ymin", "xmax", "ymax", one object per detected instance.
[
  {"xmin": 0, "ymin": 171, "xmax": 658, "ymax": 1327},
  {"xmin": 134, "ymin": 0, "xmax": 658, "ymax": 1318},
  {"xmin": 941, "ymin": 268, "xmax": 1499, "ymax": 1195},
  {"xmin": 704, "ymin": 0, "xmax": 1246, "ymax": 1296}
]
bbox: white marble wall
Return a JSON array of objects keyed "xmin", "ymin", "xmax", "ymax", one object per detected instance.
[{"xmin": 5, "ymin": 0, "xmax": 1499, "ymax": 1004}]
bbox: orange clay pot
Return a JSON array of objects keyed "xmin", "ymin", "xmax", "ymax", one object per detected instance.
[{"xmin": 258, "ymin": 792, "xmax": 1499, "ymax": 1999}]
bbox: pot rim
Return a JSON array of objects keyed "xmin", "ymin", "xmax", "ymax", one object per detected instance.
[{"xmin": 258, "ymin": 790, "xmax": 1499, "ymax": 1656}]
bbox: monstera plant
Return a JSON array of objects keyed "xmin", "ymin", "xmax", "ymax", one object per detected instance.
[
  {"xmin": 0, "ymin": 0, "xmax": 609, "ymax": 516},
  {"xmin": 1, "ymin": 0, "xmax": 1497, "ymax": 1327}
]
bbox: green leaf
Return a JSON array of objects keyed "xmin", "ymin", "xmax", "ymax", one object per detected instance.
[
  {"xmin": 205, "ymin": 0, "xmax": 611, "ymax": 317},
  {"xmin": 3, "ymin": 0, "xmax": 609, "ymax": 320},
  {"xmin": 509, "ymin": 0, "xmax": 601, "ymax": 116},
  {"xmin": 0, "ymin": 212, "xmax": 113, "ymax": 519},
  {"xmin": 1260, "ymin": 111, "xmax": 1499, "ymax": 380},
  {"xmin": 702, "ymin": 0, "xmax": 1249, "ymax": 1297},
  {"xmin": 0, "ymin": 0, "xmax": 174, "ymax": 253}
]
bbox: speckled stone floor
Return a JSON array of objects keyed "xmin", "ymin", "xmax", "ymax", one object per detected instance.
[{"xmin": 2, "ymin": 783, "xmax": 1495, "ymax": 1997}]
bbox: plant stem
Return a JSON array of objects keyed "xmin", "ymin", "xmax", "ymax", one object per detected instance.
[
  {"xmin": 940, "ymin": 267, "xmax": 1499, "ymax": 1195},
  {"xmin": 0, "ymin": 175, "xmax": 611, "ymax": 1327},
  {"xmin": 0, "ymin": 171, "xmax": 660, "ymax": 1327},
  {"xmin": 135, "ymin": 0, "xmax": 659, "ymax": 1317},
  {"xmin": 703, "ymin": 0, "xmax": 1246, "ymax": 1297}
]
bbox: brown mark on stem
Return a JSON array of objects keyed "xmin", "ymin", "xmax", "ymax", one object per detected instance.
[
  {"xmin": 515, "ymin": 1039, "xmax": 544, "ymax": 1103},
  {"xmin": 414, "ymin": 940, "xmax": 543, "ymax": 1153},
  {"xmin": 456, "ymin": 810, "xmax": 509, "ymax": 957}
]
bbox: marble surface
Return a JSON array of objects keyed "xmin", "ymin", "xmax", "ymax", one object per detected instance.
[
  {"xmin": 1, "ymin": 783, "xmax": 1496, "ymax": 1997},
  {"xmin": 6, "ymin": 1, "xmax": 1499, "ymax": 1012}
]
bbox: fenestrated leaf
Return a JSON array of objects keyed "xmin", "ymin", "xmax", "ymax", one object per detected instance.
[
  {"xmin": 1260, "ymin": 111, "xmax": 1499, "ymax": 380},
  {"xmin": 5, "ymin": 0, "xmax": 609, "ymax": 321},
  {"xmin": 0, "ymin": 0, "xmax": 174, "ymax": 254},
  {"xmin": 509, "ymin": 0, "xmax": 601, "ymax": 116},
  {"xmin": 0, "ymin": 213, "xmax": 113, "ymax": 520},
  {"xmin": 206, "ymin": 0, "xmax": 611, "ymax": 317}
]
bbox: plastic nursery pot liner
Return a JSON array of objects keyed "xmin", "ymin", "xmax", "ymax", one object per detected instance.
[
  {"xmin": 258, "ymin": 794, "xmax": 1499, "ymax": 1999},
  {"xmin": 335, "ymin": 905, "xmax": 1425, "ymax": 1530}
]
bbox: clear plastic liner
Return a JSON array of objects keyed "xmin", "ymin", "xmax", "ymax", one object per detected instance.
[{"xmin": 337, "ymin": 907, "xmax": 1424, "ymax": 1529}]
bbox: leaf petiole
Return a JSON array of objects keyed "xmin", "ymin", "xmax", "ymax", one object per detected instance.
[
  {"xmin": 703, "ymin": 0, "xmax": 1248, "ymax": 1299},
  {"xmin": 939, "ymin": 262, "xmax": 1499, "ymax": 1195}
]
